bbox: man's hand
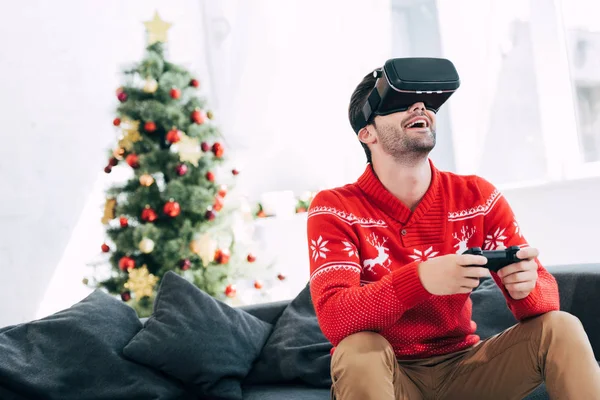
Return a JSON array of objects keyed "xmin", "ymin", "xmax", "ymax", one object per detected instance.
[
  {"xmin": 496, "ymin": 247, "xmax": 539, "ymax": 300},
  {"xmin": 418, "ymin": 254, "xmax": 489, "ymax": 296}
]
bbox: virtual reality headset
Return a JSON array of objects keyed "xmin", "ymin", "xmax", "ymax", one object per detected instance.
[{"xmin": 355, "ymin": 57, "xmax": 460, "ymax": 132}]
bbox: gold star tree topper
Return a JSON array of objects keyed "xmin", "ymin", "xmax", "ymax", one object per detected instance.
[
  {"xmin": 144, "ymin": 11, "xmax": 172, "ymax": 45},
  {"xmin": 124, "ymin": 265, "xmax": 159, "ymax": 299}
]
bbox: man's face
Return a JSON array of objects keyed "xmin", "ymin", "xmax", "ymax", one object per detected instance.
[{"xmin": 371, "ymin": 102, "xmax": 437, "ymax": 162}]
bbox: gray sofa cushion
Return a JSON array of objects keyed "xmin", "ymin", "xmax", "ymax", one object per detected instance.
[
  {"xmin": 244, "ymin": 284, "xmax": 333, "ymax": 388},
  {"xmin": 0, "ymin": 290, "xmax": 189, "ymax": 400},
  {"xmin": 123, "ymin": 271, "xmax": 273, "ymax": 400}
]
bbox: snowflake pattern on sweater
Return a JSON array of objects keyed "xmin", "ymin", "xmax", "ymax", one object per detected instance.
[{"xmin": 307, "ymin": 160, "xmax": 560, "ymax": 360}]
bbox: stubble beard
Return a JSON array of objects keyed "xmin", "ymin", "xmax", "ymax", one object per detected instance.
[{"xmin": 376, "ymin": 121, "xmax": 437, "ymax": 165}]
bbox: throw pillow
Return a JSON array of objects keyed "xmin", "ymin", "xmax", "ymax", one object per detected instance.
[
  {"xmin": 470, "ymin": 277, "xmax": 518, "ymax": 339},
  {"xmin": 244, "ymin": 283, "xmax": 333, "ymax": 388},
  {"xmin": 123, "ymin": 271, "xmax": 273, "ymax": 400},
  {"xmin": 0, "ymin": 290, "xmax": 190, "ymax": 400}
]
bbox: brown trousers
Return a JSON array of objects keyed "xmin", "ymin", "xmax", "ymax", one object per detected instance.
[{"xmin": 330, "ymin": 311, "xmax": 600, "ymax": 400}]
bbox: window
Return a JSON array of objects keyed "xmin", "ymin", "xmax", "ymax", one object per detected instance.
[
  {"xmin": 562, "ymin": 0, "xmax": 600, "ymax": 166},
  {"xmin": 391, "ymin": 0, "xmax": 600, "ymax": 187}
]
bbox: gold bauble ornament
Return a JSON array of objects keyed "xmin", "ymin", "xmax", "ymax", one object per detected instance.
[
  {"xmin": 124, "ymin": 265, "xmax": 159, "ymax": 299},
  {"xmin": 143, "ymin": 11, "xmax": 172, "ymax": 45},
  {"xmin": 206, "ymin": 110, "xmax": 214, "ymax": 119},
  {"xmin": 113, "ymin": 147, "xmax": 126, "ymax": 160},
  {"xmin": 139, "ymin": 238, "xmax": 155, "ymax": 254},
  {"xmin": 177, "ymin": 134, "xmax": 202, "ymax": 167},
  {"xmin": 190, "ymin": 233, "xmax": 217, "ymax": 266},
  {"xmin": 143, "ymin": 77, "xmax": 158, "ymax": 93},
  {"xmin": 139, "ymin": 174, "xmax": 154, "ymax": 187}
]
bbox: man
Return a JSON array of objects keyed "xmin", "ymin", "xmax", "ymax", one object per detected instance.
[{"xmin": 306, "ymin": 61, "xmax": 600, "ymax": 399}]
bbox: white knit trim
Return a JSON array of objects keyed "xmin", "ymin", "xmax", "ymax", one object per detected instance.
[
  {"xmin": 308, "ymin": 206, "xmax": 387, "ymax": 227},
  {"xmin": 448, "ymin": 189, "xmax": 502, "ymax": 222},
  {"xmin": 310, "ymin": 261, "xmax": 362, "ymax": 281}
]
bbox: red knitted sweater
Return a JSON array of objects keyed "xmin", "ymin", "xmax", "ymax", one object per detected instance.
[{"xmin": 307, "ymin": 160, "xmax": 560, "ymax": 360}]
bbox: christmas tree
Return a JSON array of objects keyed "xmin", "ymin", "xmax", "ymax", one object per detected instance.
[{"xmin": 90, "ymin": 12, "xmax": 268, "ymax": 317}]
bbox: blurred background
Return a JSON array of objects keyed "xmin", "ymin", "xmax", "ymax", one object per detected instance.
[{"xmin": 1, "ymin": 0, "xmax": 598, "ymax": 328}]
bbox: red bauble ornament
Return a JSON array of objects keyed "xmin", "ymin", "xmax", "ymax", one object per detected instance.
[
  {"xmin": 212, "ymin": 142, "xmax": 224, "ymax": 158},
  {"xmin": 191, "ymin": 109, "xmax": 205, "ymax": 124},
  {"xmin": 119, "ymin": 216, "xmax": 129, "ymax": 228},
  {"xmin": 179, "ymin": 259, "xmax": 192, "ymax": 271},
  {"xmin": 190, "ymin": 78, "xmax": 200, "ymax": 88},
  {"xmin": 277, "ymin": 273, "xmax": 286, "ymax": 281},
  {"xmin": 144, "ymin": 121, "xmax": 157, "ymax": 132},
  {"xmin": 118, "ymin": 256, "xmax": 135, "ymax": 271},
  {"xmin": 247, "ymin": 253, "xmax": 257, "ymax": 263},
  {"xmin": 141, "ymin": 206, "xmax": 158, "ymax": 222},
  {"xmin": 205, "ymin": 209, "xmax": 216, "ymax": 221},
  {"xmin": 113, "ymin": 118, "xmax": 121, "ymax": 126},
  {"xmin": 200, "ymin": 142, "xmax": 210, "ymax": 152},
  {"xmin": 117, "ymin": 91, "xmax": 128, "ymax": 102},
  {"xmin": 163, "ymin": 199, "xmax": 181, "ymax": 217},
  {"xmin": 121, "ymin": 291, "xmax": 132, "ymax": 302},
  {"xmin": 104, "ymin": 166, "xmax": 112, "ymax": 174},
  {"xmin": 109, "ymin": 157, "xmax": 119, "ymax": 167},
  {"xmin": 175, "ymin": 164, "xmax": 188, "ymax": 176},
  {"xmin": 126, "ymin": 154, "xmax": 140, "ymax": 168},
  {"xmin": 214, "ymin": 249, "xmax": 230, "ymax": 264},
  {"xmin": 166, "ymin": 128, "xmax": 182, "ymax": 144},
  {"xmin": 101, "ymin": 243, "xmax": 110, "ymax": 253},
  {"xmin": 232, "ymin": 168, "xmax": 240, "ymax": 176},
  {"xmin": 254, "ymin": 280, "xmax": 263, "ymax": 289},
  {"xmin": 170, "ymin": 88, "xmax": 181, "ymax": 99},
  {"xmin": 218, "ymin": 185, "xmax": 227, "ymax": 198},
  {"xmin": 225, "ymin": 284, "xmax": 237, "ymax": 298},
  {"xmin": 206, "ymin": 171, "xmax": 215, "ymax": 182},
  {"xmin": 213, "ymin": 195, "xmax": 224, "ymax": 212}
]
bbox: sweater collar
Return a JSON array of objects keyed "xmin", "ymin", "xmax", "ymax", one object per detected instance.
[{"xmin": 356, "ymin": 159, "xmax": 441, "ymax": 225}]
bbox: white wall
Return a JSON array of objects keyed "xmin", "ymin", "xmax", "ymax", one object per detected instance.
[
  {"xmin": 0, "ymin": 0, "xmax": 211, "ymax": 327},
  {"xmin": 202, "ymin": 0, "xmax": 393, "ymax": 198}
]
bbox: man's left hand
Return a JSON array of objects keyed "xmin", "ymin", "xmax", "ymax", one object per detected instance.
[{"xmin": 497, "ymin": 247, "xmax": 539, "ymax": 300}]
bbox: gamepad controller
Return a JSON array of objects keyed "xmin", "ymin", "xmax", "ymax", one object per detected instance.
[{"xmin": 462, "ymin": 246, "xmax": 522, "ymax": 273}]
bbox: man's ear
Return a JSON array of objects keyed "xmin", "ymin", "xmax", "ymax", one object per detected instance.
[{"xmin": 358, "ymin": 125, "xmax": 376, "ymax": 145}]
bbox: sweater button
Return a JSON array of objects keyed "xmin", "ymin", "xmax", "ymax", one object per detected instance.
[{"xmin": 401, "ymin": 229, "xmax": 407, "ymax": 236}]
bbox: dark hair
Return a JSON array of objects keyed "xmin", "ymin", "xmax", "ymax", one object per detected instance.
[{"xmin": 348, "ymin": 71, "xmax": 377, "ymax": 163}]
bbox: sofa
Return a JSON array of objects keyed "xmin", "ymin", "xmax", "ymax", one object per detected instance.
[
  {"xmin": 0, "ymin": 264, "xmax": 597, "ymax": 399},
  {"xmin": 239, "ymin": 263, "xmax": 600, "ymax": 400}
]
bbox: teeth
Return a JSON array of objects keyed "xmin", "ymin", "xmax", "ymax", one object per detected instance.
[{"xmin": 407, "ymin": 119, "xmax": 427, "ymax": 128}]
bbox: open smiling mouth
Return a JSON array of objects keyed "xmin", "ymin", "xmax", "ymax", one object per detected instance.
[{"xmin": 404, "ymin": 118, "xmax": 430, "ymax": 130}]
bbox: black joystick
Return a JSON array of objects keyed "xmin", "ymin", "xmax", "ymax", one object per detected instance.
[{"xmin": 462, "ymin": 246, "xmax": 522, "ymax": 273}]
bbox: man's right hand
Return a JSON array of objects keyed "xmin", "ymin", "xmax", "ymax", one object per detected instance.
[{"xmin": 418, "ymin": 254, "xmax": 489, "ymax": 295}]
